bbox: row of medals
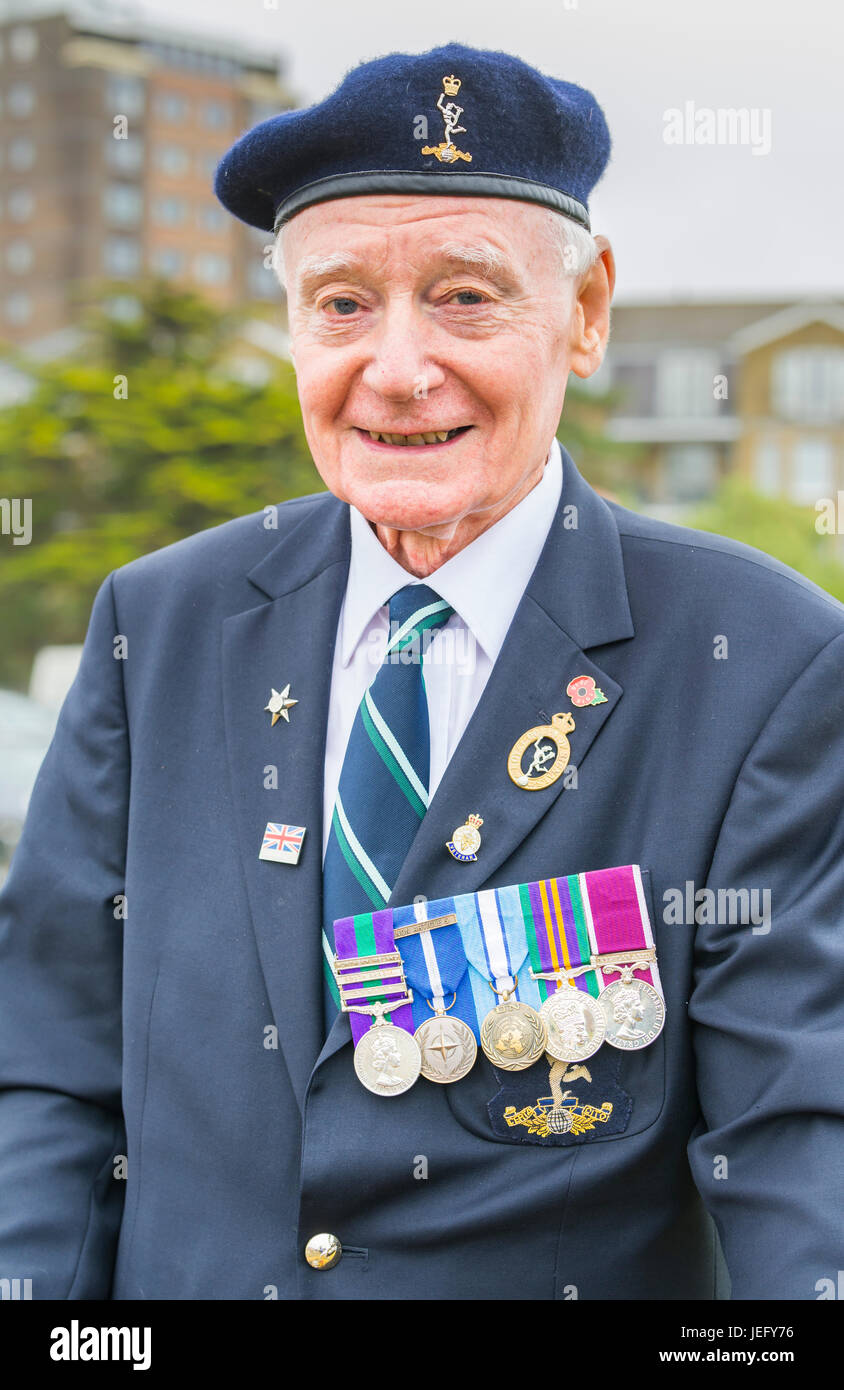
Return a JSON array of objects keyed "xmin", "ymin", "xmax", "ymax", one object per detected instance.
[{"xmin": 351, "ymin": 958, "xmax": 666, "ymax": 1098}]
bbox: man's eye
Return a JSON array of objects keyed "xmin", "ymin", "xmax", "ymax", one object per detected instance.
[
  {"xmin": 448, "ymin": 289, "xmax": 488, "ymax": 306},
  {"xmin": 324, "ymin": 297, "xmax": 360, "ymax": 316}
]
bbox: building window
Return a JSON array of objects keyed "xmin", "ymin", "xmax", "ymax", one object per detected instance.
[
  {"xmin": 790, "ymin": 438, "xmax": 834, "ymax": 505},
  {"xmin": 7, "ymin": 81, "xmax": 35, "ymax": 117},
  {"xmin": 103, "ymin": 184, "xmax": 143, "ymax": 226},
  {"xmin": 105, "ymin": 134, "xmax": 144, "ymax": 173},
  {"xmin": 664, "ymin": 444, "xmax": 719, "ymax": 502},
  {"xmin": 155, "ymin": 144, "xmax": 189, "ymax": 176},
  {"xmin": 8, "ymin": 136, "xmax": 35, "ymax": 170},
  {"xmin": 656, "ymin": 351, "xmax": 719, "ymax": 418},
  {"xmin": 155, "ymin": 91, "xmax": 189, "ymax": 123},
  {"xmin": 8, "ymin": 189, "xmax": 34, "ymax": 222},
  {"xmin": 9, "ymin": 26, "xmax": 38, "ymax": 62},
  {"xmin": 151, "ymin": 247, "xmax": 187, "ymax": 276},
  {"xmin": 198, "ymin": 205, "xmax": 225, "ymax": 233},
  {"xmin": 772, "ymin": 347, "xmax": 844, "ymax": 425},
  {"xmin": 105, "ymin": 74, "xmax": 146, "ymax": 120},
  {"xmin": 103, "ymin": 237, "xmax": 141, "ymax": 277},
  {"xmin": 4, "ymin": 291, "xmax": 32, "ymax": 324},
  {"xmin": 105, "ymin": 133, "xmax": 144, "ymax": 173},
  {"xmin": 193, "ymin": 252, "xmax": 230, "ymax": 285},
  {"xmin": 754, "ymin": 440, "xmax": 781, "ymax": 497},
  {"xmin": 756, "ymin": 442, "xmax": 784, "ymax": 497},
  {"xmin": 153, "ymin": 195, "xmax": 188, "ymax": 226},
  {"xmin": 202, "ymin": 99, "xmax": 228, "ymax": 129},
  {"xmin": 5, "ymin": 240, "xmax": 33, "ymax": 274}
]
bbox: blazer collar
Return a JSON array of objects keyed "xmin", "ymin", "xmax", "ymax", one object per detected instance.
[{"xmin": 245, "ymin": 444, "xmax": 632, "ymax": 650}]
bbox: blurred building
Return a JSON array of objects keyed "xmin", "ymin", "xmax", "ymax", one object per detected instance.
[
  {"xmin": 599, "ymin": 300, "xmax": 844, "ymax": 511},
  {"xmin": 0, "ymin": 0, "xmax": 293, "ymax": 344}
]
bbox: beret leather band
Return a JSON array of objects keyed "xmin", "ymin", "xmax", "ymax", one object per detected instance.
[{"xmin": 271, "ymin": 169, "xmax": 591, "ymax": 233}]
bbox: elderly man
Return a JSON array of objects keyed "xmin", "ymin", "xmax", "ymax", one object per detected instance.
[{"xmin": 0, "ymin": 43, "xmax": 842, "ymax": 1303}]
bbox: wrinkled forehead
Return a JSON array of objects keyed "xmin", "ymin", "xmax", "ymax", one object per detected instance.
[{"xmin": 282, "ymin": 193, "xmax": 557, "ymax": 291}]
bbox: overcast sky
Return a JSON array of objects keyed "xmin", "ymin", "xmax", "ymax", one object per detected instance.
[{"xmin": 133, "ymin": 0, "xmax": 842, "ymax": 302}]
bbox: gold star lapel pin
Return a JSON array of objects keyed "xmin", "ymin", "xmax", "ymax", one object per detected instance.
[{"xmin": 264, "ymin": 684, "xmax": 298, "ymax": 726}]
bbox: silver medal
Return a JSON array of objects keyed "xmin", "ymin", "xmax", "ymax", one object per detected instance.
[
  {"xmin": 540, "ymin": 986, "xmax": 607, "ymax": 1062},
  {"xmin": 601, "ymin": 976, "xmax": 665, "ymax": 1051}
]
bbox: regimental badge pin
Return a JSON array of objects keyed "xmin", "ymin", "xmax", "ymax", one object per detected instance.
[
  {"xmin": 421, "ymin": 74, "xmax": 473, "ymax": 164},
  {"xmin": 446, "ymin": 812, "xmax": 483, "ymax": 862},
  {"xmin": 259, "ymin": 822, "xmax": 305, "ymax": 865},
  {"xmin": 566, "ymin": 674, "xmax": 607, "ymax": 708},
  {"xmin": 507, "ymin": 712, "xmax": 575, "ymax": 791},
  {"xmin": 264, "ymin": 683, "xmax": 298, "ymax": 726}
]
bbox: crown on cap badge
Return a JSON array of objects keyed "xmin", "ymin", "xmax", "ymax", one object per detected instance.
[{"xmin": 422, "ymin": 74, "xmax": 472, "ymax": 164}]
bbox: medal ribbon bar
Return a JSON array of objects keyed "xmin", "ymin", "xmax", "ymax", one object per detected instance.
[
  {"xmin": 333, "ymin": 908, "xmax": 415, "ymax": 1045},
  {"xmin": 391, "ymin": 896, "xmax": 480, "ymax": 1037},
  {"xmin": 579, "ymin": 865, "xmax": 663, "ymax": 995}
]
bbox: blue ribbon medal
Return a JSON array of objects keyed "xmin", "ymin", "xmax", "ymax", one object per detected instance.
[{"xmin": 392, "ymin": 896, "xmax": 478, "ymax": 1084}]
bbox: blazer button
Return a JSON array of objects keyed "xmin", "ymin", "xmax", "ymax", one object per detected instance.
[{"xmin": 304, "ymin": 1233, "xmax": 342, "ymax": 1270}]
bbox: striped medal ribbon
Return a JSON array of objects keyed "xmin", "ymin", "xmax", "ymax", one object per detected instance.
[
  {"xmin": 391, "ymin": 897, "xmax": 478, "ymax": 1084},
  {"xmin": 454, "ymin": 886, "xmax": 547, "ymax": 1071},
  {"xmin": 333, "ymin": 909, "xmax": 420, "ymax": 1096},
  {"xmin": 525, "ymin": 864, "xmax": 665, "ymax": 1056}
]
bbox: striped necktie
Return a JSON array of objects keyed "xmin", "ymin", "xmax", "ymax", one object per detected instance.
[{"xmin": 321, "ymin": 584, "xmax": 454, "ymax": 1030}]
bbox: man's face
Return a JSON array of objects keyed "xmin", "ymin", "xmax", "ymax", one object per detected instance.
[{"xmin": 283, "ymin": 195, "xmax": 608, "ymax": 537}]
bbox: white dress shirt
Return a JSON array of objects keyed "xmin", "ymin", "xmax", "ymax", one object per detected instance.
[{"xmin": 322, "ymin": 437, "xmax": 564, "ymax": 856}]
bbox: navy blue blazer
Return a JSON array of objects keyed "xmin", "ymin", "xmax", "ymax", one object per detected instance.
[{"xmin": 1, "ymin": 451, "xmax": 842, "ymax": 1300}]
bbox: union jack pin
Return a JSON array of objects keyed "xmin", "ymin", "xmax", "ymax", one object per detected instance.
[{"xmin": 259, "ymin": 822, "xmax": 306, "ymax": 865}]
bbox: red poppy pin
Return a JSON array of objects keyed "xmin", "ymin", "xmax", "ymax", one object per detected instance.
[{"xmin": 566, "ymin": 675, "xmax": 608, "ymax": 708}]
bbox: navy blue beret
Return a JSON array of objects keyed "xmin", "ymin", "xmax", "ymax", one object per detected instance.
[{"xmin": 214, "ymin": 43, "xmax": 610, "ymax": 234}]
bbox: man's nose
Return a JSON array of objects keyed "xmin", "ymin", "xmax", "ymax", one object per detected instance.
[{"xmin": 360, "ymin": 301, "xmax": 446, "ymax": 401}]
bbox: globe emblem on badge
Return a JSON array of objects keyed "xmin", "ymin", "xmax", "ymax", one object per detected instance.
[{"xmin": 546, "ymin": 1105, "xmax": 574, "ymax": 1134}]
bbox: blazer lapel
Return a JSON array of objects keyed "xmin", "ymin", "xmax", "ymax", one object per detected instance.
[{"xmin": 221, "ymin": 495, "xmax": 350, "ymax": 1109}]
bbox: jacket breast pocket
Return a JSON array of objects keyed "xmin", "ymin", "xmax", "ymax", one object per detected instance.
[
  {"xmin": 444, "ymin": 865, "xmax": 667, "ymax": 1147},
  {"xmin": 444, "ymin": 1033, "xmax": 666, "ymax": 1147}
]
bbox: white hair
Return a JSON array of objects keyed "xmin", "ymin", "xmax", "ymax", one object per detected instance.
[{"xmin": 271, "ymin": 205, "xmax": 597, "ymax": 294}]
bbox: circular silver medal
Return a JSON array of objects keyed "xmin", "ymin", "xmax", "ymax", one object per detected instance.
[
  {"xmin": 353, "ymin": 1021, "xmax": 422, "ymax": 1096},
  {"xmin": 480, "ymin": 999, "xmax": 547, "ymax": 1071},
  {"xmin": 414, "ymin": 1014, "xmax": 477, "ymax": 1084},
  {"xmin": 540, "ymin": 986, "xmax": 606, "ymax": 1062},
  {"xmin": 600, "ymin": 977, "xmax": 666, "ymax": 1050}
]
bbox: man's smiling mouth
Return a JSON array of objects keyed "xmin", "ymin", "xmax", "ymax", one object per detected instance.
[{"xmin": 356, "ymin": 426, "xmax": 472, "ymax": 448}]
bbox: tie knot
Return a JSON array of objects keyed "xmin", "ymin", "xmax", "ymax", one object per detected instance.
[{"xmin": 387, "ymin": 583, "xmax": 453, "ymax": 651}]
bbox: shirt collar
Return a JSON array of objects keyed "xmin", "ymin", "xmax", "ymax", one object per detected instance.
[{"xmin": 340, "ymin": 437, "xmax": 564, "ymax": 666}]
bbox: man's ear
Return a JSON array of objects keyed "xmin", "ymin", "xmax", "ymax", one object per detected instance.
[{"xmin": 568, "ymin": 235, "xmax": 615, "ymax": 380}]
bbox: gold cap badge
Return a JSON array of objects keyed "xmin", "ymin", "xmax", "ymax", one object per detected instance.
[{"xmin": 422, "ymin": 74, "xmax": 472, "ymax": 164}]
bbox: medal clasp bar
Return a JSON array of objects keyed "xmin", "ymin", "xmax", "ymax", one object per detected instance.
[
  {"xmin": 529, "ymin": 962, "xmax": 594, "ymax": 985},
  {"xmin": 334, "ymin": 950, "xmax": 404, "ymax": 971},
  {"xmin": 334, "ymin": 949, "xmax": 414, "ymax": 1015},
  {"xmin": 393, "ymin": 912, "xmax": 458, "ymax": 939},
  {"xmin": 591, "ymin": 947, "xmax": 656, "ymax": 974}
]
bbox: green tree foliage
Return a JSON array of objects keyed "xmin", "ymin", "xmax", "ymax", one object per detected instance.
[
  {"xmin": 0, "ymin": 283, "xmax": 323, "ymax": 689},
  {"xmin": 686, "ymin": 477, "xmax": 844, "ymax": 603}
]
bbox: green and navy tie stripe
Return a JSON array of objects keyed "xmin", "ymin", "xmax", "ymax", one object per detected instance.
[{"xmin": 322, "ymin": 584, "xmax": 454, "ymax": 1030}]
